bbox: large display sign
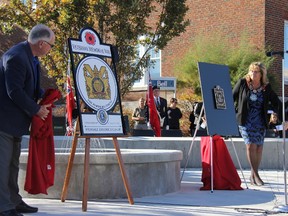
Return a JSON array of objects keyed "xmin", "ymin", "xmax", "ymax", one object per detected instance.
[
  {"xmin": 68, "ymin": 27, "xmax": 124, "ymax": 136},
  {"xmin": 198, "ymin": 62, "xmax": 239, "ymax": 136}
]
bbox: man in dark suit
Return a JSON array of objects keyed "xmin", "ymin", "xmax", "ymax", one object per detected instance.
[
  {"xmin": 0, "ymin": 24, "xmax": 55, "ymax": 216},
  {"xmin": 153, "ymin": 85, "xmax": 168, "ymax": 129}
]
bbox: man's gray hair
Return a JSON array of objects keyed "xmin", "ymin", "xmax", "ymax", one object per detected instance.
[{"xmin": 28, "ymin": 24, "xmax": 53, "ymax": 44}]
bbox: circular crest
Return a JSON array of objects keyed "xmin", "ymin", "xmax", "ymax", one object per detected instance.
[
  {"xmin": 76, "ymin": 56, "xmax": 118, "ymax": 111},
  {"xmin": 97, "ymin": 109, "xmax": 109, "ymax": 125}
]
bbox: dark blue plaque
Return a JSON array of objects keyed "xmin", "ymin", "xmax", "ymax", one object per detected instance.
[{"xmin": 198, "ymin": 62, "xmax": 239, "ymax": 136}]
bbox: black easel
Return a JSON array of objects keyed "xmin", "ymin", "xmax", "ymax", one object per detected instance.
[
  {"xmin": 61, "ymin": 27, "xmax": 134, "ymax": 212},
  {"xmin": 181, "ymin": 62, "xmax": 248, "ymax": 192}
]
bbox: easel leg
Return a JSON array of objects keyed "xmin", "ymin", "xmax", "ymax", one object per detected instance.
[
  {"xmin": 61, "ymin": 120, "xmax": 79, "ymax": 202},
  {"xmin": 229, "ymin": 137, "xmax": 248, "ymax": 189},
  {"xmin": 112, "ymin": 137, "xmax": 134, "ymax": 204},
  {"xmin": 82, "ymin": 138, "xmax": 91, "ymax": 211},
  {"xmin": 180, "ymin": 105, "xmax": 205, "ymax": 181}
]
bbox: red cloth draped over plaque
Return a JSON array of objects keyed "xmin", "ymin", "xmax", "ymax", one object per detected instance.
[{"xmin": 200, "ymin": 135, "xmax": 243, "ymax": 190}]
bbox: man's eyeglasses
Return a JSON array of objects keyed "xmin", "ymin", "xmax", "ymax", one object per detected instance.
[{"xmin": 43, "ymin": 40, "xmax": 54, "ymax": 48}]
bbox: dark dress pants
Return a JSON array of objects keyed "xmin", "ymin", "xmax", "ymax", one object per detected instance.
[{"xmin": 0, "ymin": 130, "xmax": 22, "ymax": 212}]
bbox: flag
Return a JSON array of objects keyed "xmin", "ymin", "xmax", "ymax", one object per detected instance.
[
  {"xmin": 146, "ymin": 73, "xmax": 161, "ymax": 137},
  {"xmin": 66, "ymin": 65, "xmax": 75, "ymax": 136}
]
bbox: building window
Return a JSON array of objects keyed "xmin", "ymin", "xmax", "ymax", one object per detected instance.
[
  {"xmin": 148, "ymin": 48, "xmax": 161, "ymax": 79},
  {"xmin": 284, "ymin": 21, "xmax": 288, "ymax": 84},
  {"xmin": 133, "ymin": 43, "xmax": 161, "ymax": 89}
]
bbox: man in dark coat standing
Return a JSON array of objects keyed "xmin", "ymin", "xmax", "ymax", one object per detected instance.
[
  {"xmin": 153, "ymin": 85, "xmax": 169, "ymax": 129},
  {"xmin": 0, "ymin": 24, "xmax": 55, "ymax": 216}
]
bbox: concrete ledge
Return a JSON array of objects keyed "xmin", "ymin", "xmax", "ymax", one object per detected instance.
[
  {"xmin": 19, "ymin": 135, "xmax": 287, "ymax": 201},
  {"xmin": 99, "ymin": 137, "xmax": 285, "ymax": 170},
  {"xmin": 21, "ymin": 136, "xmax": 286, "ymax": 170},
  {"xmin": 19, "ymin": 148, "xmax": 182, "ymax": 200}
]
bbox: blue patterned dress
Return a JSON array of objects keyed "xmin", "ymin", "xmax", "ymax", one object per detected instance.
[{"xmin": 238, "ymin": 89, "xmax": 265, "ymax": 145}]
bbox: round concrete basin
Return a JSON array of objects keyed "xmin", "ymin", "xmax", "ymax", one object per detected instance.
[{"xmin": 19, "ymin": 148, "xmax": 183, "ymax": 200}]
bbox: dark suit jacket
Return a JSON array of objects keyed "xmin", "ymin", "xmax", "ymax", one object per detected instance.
[
  {"xmin": 0, "ymin": 41, "xmax": 41, "ymax": 137},
  {"xmin": 155, "ymin": 97, "xmax": 168, "ymax": 127},
  {"xmin": 232, "ymin": 78, "xmax": 282, "ymax": 128}
]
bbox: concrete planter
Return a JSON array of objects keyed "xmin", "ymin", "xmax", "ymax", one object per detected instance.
[{"xmin": 19, "ymin": 148, "xmax": 182, "ymax": 200}]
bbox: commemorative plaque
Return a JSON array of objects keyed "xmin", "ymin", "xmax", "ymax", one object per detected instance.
[
  {"xmin": 68, "ymin": 27, "xmax": 124, "ymax": 136},
  {"xmin": 213, "ymin": 85, "xmax": 226, "ymax": 109}
]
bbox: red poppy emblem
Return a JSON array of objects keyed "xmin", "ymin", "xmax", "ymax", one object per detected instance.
[{"xmin": 85, "ymin": 32, "xmax": 96, "ymax": 45}]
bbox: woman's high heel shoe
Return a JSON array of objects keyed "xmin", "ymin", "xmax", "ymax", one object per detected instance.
[{"xmin": 254, "ymin": 176, "xmax": 264, "ymax": 186}]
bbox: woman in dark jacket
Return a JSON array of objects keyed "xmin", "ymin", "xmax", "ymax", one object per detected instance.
[
  {"xmin": 233, "ymin": 62, "xmax": 282, "ymax": 186},
  {"xmin": 167, "ymin": 98, "xmax": 182, "ymax": 129}
]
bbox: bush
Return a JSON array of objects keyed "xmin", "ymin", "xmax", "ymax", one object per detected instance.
[{"xmin": 175, "ymin": 31, "xmax": 275, "ymax": 98}]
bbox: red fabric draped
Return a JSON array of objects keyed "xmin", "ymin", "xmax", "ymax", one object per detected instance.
[
  {"xmin": 200, "ymin": 135, "xmax": 243, "ymax": 190},
  {"xmin": 24, "ymin": 89, "xmax": 61, "ymax": 195}
]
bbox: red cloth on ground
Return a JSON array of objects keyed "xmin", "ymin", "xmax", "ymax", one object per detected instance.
[
  {"xmin": 200, "ymin": 135, "xmax": 243, "ymax": 190},
  {"xmin": 24, "ymin": 89, "xmax": 61, "ymax": 194}
]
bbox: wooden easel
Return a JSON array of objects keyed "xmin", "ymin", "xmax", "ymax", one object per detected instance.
[{"xmin": 60, "ymin": 118, "xmax": 134, "ymax": 211}]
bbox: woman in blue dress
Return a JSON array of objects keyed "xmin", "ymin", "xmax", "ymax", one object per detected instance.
[{"xmin": 233, "ymin": 62, "xmax": 282, "ymax": 186}]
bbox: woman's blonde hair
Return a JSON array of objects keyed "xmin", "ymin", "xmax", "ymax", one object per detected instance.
[{"xmin": 245, "ymin": 62, "xmax": 268, "ymax": 85}]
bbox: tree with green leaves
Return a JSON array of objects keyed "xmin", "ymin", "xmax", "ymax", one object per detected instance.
[
  {"xmin": 175, "ymin": 32, "xmax": 275, "ymax": 98},
  {"xmin": 0, "ymin": 0, "xmax": 189, "ymax": 96}
]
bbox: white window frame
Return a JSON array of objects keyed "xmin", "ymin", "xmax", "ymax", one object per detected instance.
[
  {"xmin": 148, "ymin": 47, "xmax": 161, "ymax": 79},
  {"xmin": 133, "ymin": 43, "xmax": 162, "ymax": 90}
]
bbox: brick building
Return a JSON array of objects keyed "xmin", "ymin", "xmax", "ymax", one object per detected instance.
[
  {"xmin": 127, "ymin": 0, "xmax": 288, "ymax": 103},
  {"xmin": 1, "ymin": 0, "xmax": 288, "ymax": 99},
  {"xmin": 1, "ymin": 0, "xmax": 288, "ymax": 135}
]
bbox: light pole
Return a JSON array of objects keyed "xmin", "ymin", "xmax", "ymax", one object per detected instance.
[{"xmin": 268, "ymin": 50, "xmax": 288, "ymax": 213}]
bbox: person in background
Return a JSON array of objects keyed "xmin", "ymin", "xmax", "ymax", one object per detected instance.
[
  {"xmin": 268, "ymin": 112, "xmax": 281, "ymax": 137},
  {"xmin": 167, "ymin": 98, "xmax": 182, "ymax": 130},
  {"xmin": 233, "ymin": 62, "xmax": 282, "ymax": 186},
  {"xmin": 193, "ymin": 102, "xmax": 203, "ymax": 127},
  {"xmin": 132, "ymin": 97, "xmax": 148, "ymax": 130},
  {"xmin": 189, "ymin": 109, "xmax": 196, "ymax": 136},
  {"xmin": 153, "ymin": 86, "xmax": 168, "ymax": 129},
  {"xmin": 0, "ymin": 24, "xmax": 55, "ymax": 216},
  {"xmin": 190, "ymin": 102, "xmax": 207, "ymax": 136}
]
